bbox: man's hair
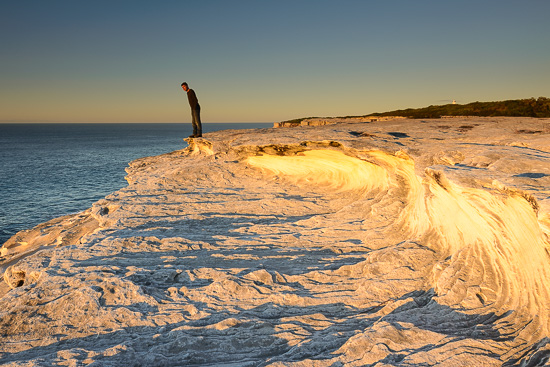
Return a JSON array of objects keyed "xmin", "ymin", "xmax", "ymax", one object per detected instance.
[{"xmin": 181, "ymin": 82, "xmax": 188, "ymax": 87}]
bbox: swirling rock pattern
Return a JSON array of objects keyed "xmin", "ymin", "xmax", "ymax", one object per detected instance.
[{"xmin": 1, "ymin": 117, "xmax": 549, "ymax": 366}]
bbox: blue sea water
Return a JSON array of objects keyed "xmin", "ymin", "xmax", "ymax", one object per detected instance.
[{"xmin": 0, "ymin": 123, "xmax": 272, "ymax": 245}]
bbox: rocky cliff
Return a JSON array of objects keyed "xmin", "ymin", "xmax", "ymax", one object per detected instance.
[{"xmin": 1, "ymin": 118, "xmax": 550, "ymax": 366}]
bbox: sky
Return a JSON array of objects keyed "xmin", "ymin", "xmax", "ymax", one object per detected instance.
[{"xmin": 1, "ymin": 0, "xmax": 549, "ymax": 123}]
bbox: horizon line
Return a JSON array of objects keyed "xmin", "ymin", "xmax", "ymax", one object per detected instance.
[{"xmin": 0, "ymin": 121, "xmax": 274, "ymax": 124}]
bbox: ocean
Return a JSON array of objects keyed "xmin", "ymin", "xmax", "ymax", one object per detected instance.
[{"xmin": 0, "ymin": 123, "xmax": 272, "ymax": 245}]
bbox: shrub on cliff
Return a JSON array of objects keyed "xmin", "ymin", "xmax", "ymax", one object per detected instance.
[{"xmin": 372, "ymin": 97, "xmax": 550, "ymax": 118}]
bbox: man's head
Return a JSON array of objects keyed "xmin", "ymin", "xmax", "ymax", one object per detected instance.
[{"xmin": 181, "ymin": 82, "xmax": 189, "ymax": 92}]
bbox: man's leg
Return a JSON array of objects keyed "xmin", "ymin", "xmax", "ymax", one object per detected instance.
[
  {"xmin": 193, "ymin": 108, "xmax": 202, "ymax": 137},
  {"xmin": 191, "ymin": 111, "xmax": 198, "ymax": 137}
]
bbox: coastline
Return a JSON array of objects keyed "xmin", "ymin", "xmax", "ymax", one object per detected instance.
[
  {"xmin": 1, "ymin": 117, "xmax": 550, "ymax": 365},
  {"xmin": 0, "ymin": 122, "xmax": 273, "ymax": 245}
]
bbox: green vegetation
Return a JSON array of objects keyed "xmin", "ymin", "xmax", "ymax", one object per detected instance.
[
  {"xmin": 279, "ymin": 97, "xmax": 550, "ymax": 125},
  {"xmin": 370, "ymin": 97, "xmax": 550, "ymax": 119}
]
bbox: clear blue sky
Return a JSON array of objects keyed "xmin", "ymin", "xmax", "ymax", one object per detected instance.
[{"xmin": 1, "ymin": 0, "xmax": 549, "ymax": 123}]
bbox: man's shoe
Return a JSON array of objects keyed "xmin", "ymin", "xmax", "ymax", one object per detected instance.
[{"xmin": 188, "ymin": 134, "xmax": 196, "ymax": 138}]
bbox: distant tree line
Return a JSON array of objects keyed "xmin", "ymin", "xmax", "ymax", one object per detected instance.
[
  {"xmin": 278, "ymin": 97, "xmax": 550, "ymax": 126},
  {"xmin": 370, "ymin": 97, "xmax": 550, "ymax": 119}
]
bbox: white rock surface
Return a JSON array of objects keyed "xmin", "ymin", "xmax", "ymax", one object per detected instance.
[{"xmin": 1, "ymin": 117, "xmax": 550, "ymax": 366}]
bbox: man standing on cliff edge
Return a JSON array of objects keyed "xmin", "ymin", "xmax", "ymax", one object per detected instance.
[{"xmin": 181, "ymin": 82, "xmax": 202, "ymax": 138}]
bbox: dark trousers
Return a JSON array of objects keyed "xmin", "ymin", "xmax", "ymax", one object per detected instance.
[{"xmin": 192, "ymin": 107, "xmax": 202, "ymax": 136}]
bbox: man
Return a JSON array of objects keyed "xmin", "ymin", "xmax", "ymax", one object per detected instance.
[{"xmin": 181, "ymin": 82, "xmax": 202, "ymax": 138}]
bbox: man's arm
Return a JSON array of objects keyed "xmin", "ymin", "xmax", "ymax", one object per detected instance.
[{"xmin": 187, "ymin": 89, "xmax": 199, "ymax": 109}]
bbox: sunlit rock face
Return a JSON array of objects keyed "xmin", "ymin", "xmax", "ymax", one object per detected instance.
[{"xmin": 1, "ymin": 117, "xmax": 550, "ymax": 366}]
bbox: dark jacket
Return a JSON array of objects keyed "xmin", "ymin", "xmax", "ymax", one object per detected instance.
[{"xmin": 187, "ymin": 89, "xmax": 200, "ymax": 110}]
